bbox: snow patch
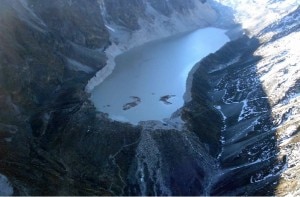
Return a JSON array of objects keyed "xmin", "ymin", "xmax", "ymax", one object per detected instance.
[
  {"xmin": 238, "ymin": 99, "xmax": 248, "ymax": 121},
  {"xmin": 208, "ymin": 55, "xmax": 241, "ymax": 74},
  {"xmin": 105, "ymin": 24, "xmax": 115, "ymax": 32},
  {"xmin": 214, "ymin": 105, "xmax": 227, "ymax": 122},
  {"xmin": 66, "ymin": 57, "xmax": 95, "ymax": 73}
]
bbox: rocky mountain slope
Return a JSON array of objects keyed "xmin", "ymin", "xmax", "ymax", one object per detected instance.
[
  {"xmin": 0, "ymin": 0, "xmax": 227, "ymax": 195},
  {"xmin": 0, "ymin": 0, "xmax": 299, "ymax": 195}
]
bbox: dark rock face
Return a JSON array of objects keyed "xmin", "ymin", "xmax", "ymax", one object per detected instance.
[
  {"xmin": 0, "ymin": 0, "xmax": 299, "ymax": 195},
  {"xmin": 199, "ymin": 36, "xmax": 283, "ymax": 195},
  {"xmin": 29, "ymin": 0, "xmax": 109, "ymax": 48}
]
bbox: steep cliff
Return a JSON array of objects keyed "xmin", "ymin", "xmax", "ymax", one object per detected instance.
[{"xmin": 0, "ymin": 0, "xmax": 299, "ymax": 196}]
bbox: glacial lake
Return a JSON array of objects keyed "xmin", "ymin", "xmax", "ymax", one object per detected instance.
[{"xmin": 91, "ymin": 27, "xmax": 229, "ymax": 124}]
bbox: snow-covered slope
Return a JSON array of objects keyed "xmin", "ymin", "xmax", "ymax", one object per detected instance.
[
  {"xmin": 206, "ymin": 1, "xmax": 300, "ymax": 195},
  {"xmin": 214, "ymin": 0, "xmax": 299, "ymax": 33}
]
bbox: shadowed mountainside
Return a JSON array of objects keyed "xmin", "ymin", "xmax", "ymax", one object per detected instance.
[{"xmin": 192, "ymin": 36, "xmax": 284, "ymax": 195}]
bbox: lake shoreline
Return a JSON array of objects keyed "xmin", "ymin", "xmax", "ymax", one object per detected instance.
[{"xmin": 91, "ymin": 27, "xmax": 229, "ymax": 124}]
